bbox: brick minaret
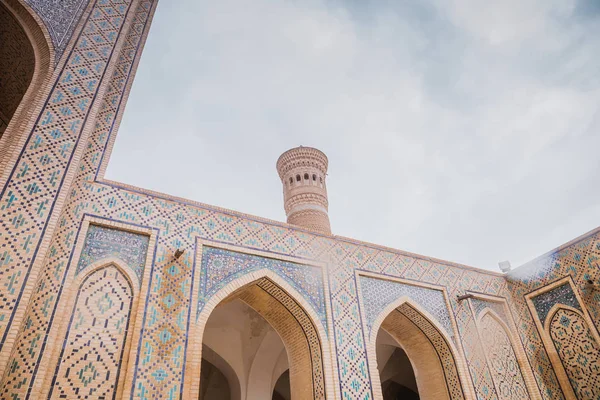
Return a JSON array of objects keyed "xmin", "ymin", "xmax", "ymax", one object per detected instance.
[{"xmin": 276, "ymin": 146, "xmax": 331, "ymax": 234}]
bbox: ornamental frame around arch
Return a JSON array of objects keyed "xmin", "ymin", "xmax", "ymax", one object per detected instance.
[
  {"xmin": 0, "ymin": 0, "xmax": 54, "ymax": 182},
  {"xmin": 43, "ymin": 259, "xmax": 138, "ymax": 399},
  {"xmin": 526, "ymin": 277, "xmax": 600, "ymax": 400},
  {"xmin": 544, "ymin": 303, "xmax": 600, "ymax": 400},
  {"xmin": 185, "ymin": 246, "xmax": 337, "ymax": 400},
  {"xmin": 361, "ymin": 292, "xmax": 474, "ymax": 400},
  {"xmin": 474, "ymin": 306, "xmax": 541, "ymax": 400},
  {"xmin": 33, "ymin": 217, "xmax": 155, "ymax": 399}
]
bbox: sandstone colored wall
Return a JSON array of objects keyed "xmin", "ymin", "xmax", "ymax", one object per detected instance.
[{"xmin": 0, "ymin": 0, "xmax": 598, "ymax": 398}]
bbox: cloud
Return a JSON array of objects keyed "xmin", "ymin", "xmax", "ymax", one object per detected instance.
[{"xmin": 107, "ymin": 0, "xmax": 600, "ymax": 270}]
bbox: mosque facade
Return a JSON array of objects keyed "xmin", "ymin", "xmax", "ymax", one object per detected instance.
[{"xmin": 0, "ymin": 0, "xmax": 598, "ymax": 398}]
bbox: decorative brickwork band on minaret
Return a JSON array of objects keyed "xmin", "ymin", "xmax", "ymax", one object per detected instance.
[{"xmin": 276, "ymin": 146, "xmax": 331, "ymax": 234}]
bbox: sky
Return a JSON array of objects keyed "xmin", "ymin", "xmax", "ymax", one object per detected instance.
[{"xmin": 106, "ymin": 0, "xmax": 600, "ymax": 271}]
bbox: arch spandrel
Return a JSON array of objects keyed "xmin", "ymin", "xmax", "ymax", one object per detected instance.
[{"xmin": 197, "ymin": 246, "xmax": 327, "ymax": 330}]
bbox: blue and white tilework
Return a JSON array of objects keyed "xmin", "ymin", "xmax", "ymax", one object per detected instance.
[
  {"xmin": 198, "ymin": 247, "xmax": 326, "ymax": 329},
  {"xmin": 470, "ymin": 298, "xmax": 509, "ymax": 324},
  {"xmin": 76, "ymin": 224, "xmax": 149, "ymax": 283},
  {"xmin": 531, "ymin": 283, "xmax": 582, "ymax": 325},
  {"xmin": 359, "ymin": 275, "xmax": 454, "ymax": 342},
  {"xmin": 23, "ymin": 0, "xmax": 92, "ymax": 61}
]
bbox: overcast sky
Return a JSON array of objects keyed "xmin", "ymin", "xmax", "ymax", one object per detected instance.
[{"xmin": 106, "ymin": 0, "xmax": 600, "ymax": 271}]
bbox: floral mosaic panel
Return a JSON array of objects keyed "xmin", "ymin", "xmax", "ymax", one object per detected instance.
[
  {"xmin": 549, "ymin": 308, "xmax": 600, "ymax": 400},
  {"xmin": 198, "ymin": 246, "xmax": 326, "ymax": 329},
  {"xmin": 23, "ymin": 0, "xmax": 91, "ymax": 60},
  {"xmin": 531, "ymin": 283, "xmax": 582, "ymax": 326},
  {"xmin": 76, "ymin": 224, "xmax": 149, "ymax": 283},
  {"xmin": 359, "ymin": 275, "xmax": 454, "ymax": 342}
]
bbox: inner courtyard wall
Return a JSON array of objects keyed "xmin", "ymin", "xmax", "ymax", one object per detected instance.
[{"xmin": 0, "ymin": 0, "xmax": 598, "ymax": 399}]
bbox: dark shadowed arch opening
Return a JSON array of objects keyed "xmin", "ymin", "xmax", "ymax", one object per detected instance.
[
  {"xmin": 0, "ymin": 1, "xmax": 34, "ymax": 137},
  {"xmin": 374, "ymin": 303, "xmax": 465, "ymax": 400}
]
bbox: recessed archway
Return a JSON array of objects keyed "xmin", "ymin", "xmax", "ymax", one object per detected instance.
[
  {"xmin": 369, "ymin": 301, "xmax": 467, "ymax": 400},
  {"xmin": 0, "ymin": 0, "xmax": 52, "ymax": 175},
  {"xmin": 188, "ymin": 271, "xmax": 331, "ymax": 400},
  {"xmin": 0, "ymin": 0, "xmax": 34, "ymax": 136}
]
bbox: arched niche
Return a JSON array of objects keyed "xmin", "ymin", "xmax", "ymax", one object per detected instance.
[
  {"xmin": 476, "ymin": 309, "xmax": 531, "ymax": 399},
  {"xmin": 187, "ymin": 270, "xmax": 333, "ymax": 400},
  {"xmin": 545, "ymin": 304, "xmax": 600, "ymax": 400},
  {"xmin": 47, "ymin": 261, "xmax": 140, "ymax": 399},
  {"xmin": 0, "ymin": 0, "xmax": 52, "ymax": 174},
  {"xmin": 369, "ymin": 300, "xmax": 468, "ymax": 400}
]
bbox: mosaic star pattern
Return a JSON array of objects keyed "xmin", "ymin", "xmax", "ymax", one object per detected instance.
[
  {"xmin": 549, "ymin": 308, "xmax": 600, "ymax": 400},
  {"xmin": 49, "ymin": 265, "xmax": 133, "ymax": 399}
]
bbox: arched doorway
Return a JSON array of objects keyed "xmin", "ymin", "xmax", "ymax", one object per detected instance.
[
  {"xmin": 190, "ymin": 272, "xmax": 330, "ymax": 400},
  {"xmin": 0, "ymin": 0, "xmax": 52, "ymax": 176},
  {"xmin": 370, "ymin": 301, "xmax": 467, "ymax": 400},
  {"xmin": 376, "ymin": 329, "xmax": 419, "ymax": 400},
  {"xmin": 0, "ymin": 1, "xmax": 34, "ymax": 137},
  {"xmin": 272, "ymin": 370, "xmax": 291, "ymax": 400}
]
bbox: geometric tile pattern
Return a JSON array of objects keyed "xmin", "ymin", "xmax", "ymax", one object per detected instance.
[
  {"xmin": 2, "ymin": 0, "xmax": 598, "ymax": 397},
  {"xmin": 479, "ymin": 312, "xmax": 529, "ymax": 400},
  {"xmin": 359, "ymin": 275, "xmax": 454, "ymax": 342},
  {"xmin": 507, "ymin": 230, "xmax": 600, "ymax": 400},
  {"xmin": 198, "ymin": 247, "xmax": 326, "ymax": 329},
  {"xmin": 548, "ymin": 308, "xmax": 600, "ymax": 400},
  {"xmin": 531, "ymin": 283, "xmax": 582, "ymax": 326},
  {"xmin": 48, "ymin": 265, "xmax": 133, "ymax": 399},
  {"xmin": 0, "ymin": 3, "xmax": 34, "ymax": 134},
  {"xmin": 76, "ymin": 224, "xmax": 149, "ymax": 283},
  {"xmin": 397, "ymin": 303, "xmax": 465, "ymax": 400},
  {"xmin": 0, "ymin": 0, "xmax": 134, "ymax": 356},
  {"xmin": 0, "ymin": 0, "xmax": 149, "ymax": 397},
  {"xmin": 23, "ymin": 0, "xmax": 91, "ymax": 61}
]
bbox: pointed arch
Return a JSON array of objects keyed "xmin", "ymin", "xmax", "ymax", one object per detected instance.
[
  {"xmin": 187, "ymin": 268, "xmax": 334, "ymax": 400},
  {"xmin": 367, "ymin": 297, "xmax": 468, "ymax": 400},
  {"xmin": 544, "ymin": 304, "xmax": 600, "ymax": 400},
  {"xmin": 0, "ymin": 0, "xmax": 53, "ymax": 178},
  {"xmin": 201, "ymin": 344, "xmax": 241, "ymax": 400},
  {"xmin": 476, "ymin": 308, "xmax": 530, "ymax": 399},
  {"xmin": 44, "ymin": 258, "xmax": 142, "ymax": 399}
]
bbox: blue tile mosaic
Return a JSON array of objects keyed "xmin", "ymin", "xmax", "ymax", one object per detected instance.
[
  {"xmin": 359, "ymin": 275, "xmax": 454, "ymax": 342},
  {"xmin": 531, "ymin": 283, "xmax": 582, "ymax": 325},
  {"xmin": 197, "ymin": 247, "xmax": 326, "ymax": 329},
  {"xmin": 76, "ymin": 224, "xmax": 149, "ymax": 283}
]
